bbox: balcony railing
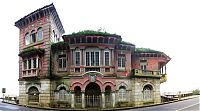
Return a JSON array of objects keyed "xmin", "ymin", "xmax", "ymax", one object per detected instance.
[
  {"xmin": 22, "ymin": 68, "xmax": 39, "ymax": 78},
  {"xmin": 132, "ymin": 69, "xmax": 161, "ymax": 78}
]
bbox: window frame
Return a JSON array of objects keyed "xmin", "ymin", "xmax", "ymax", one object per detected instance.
[
  {"xmin": 37, "ymin": 27, "xmax": 43, "ymax": 42},
  {"xmin": 85, "ymin": 50, "xmax": 100, "ymax": 66},
  {"xmin": 118, "ymin": 54, "xmax": 126, "ymax": 69},
  {"xmin": 104, "ymin": 50, "xmax": 110, "ymax": 66},
  {"xmin": 58, "ymin": 54, "xmax": 67, "ymax": 69},
  {"xmin": 75, "ymin": 51, "xmax": 81, "ymax": 66}
]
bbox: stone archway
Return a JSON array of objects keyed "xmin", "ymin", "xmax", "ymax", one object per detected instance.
[
  {"xmin": 28, "ymin": 86, "xmax": 39, "ymax": 103},
  {"xmin": 85, "ymin": 82, "xmax": 101, "ymax": 107}
]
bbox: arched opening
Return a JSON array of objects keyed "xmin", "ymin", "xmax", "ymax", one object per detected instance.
[
  {"xmin": 143, "ymin": 85, "xmax": 153, "ymax": 101},
  {"xmin": 58, "ymin": 87, "xmax": 67, "ymax": 101},
  {"xmin": 85, "ymin": 82, "xmax": 101, "ymax": 107},
  {"xmin": 105, "ymin": 86, "xmax": 112, "ymax": 107},
  {"xmin": 28, "ymin": 86, "xmax": 39, "ymax": 103},
  {"xmin": 118, "ymin": 86, "xmax": 126, "ymax": 101},
  {"xmin": 74, "ymin": 86, "xmax": 82, "ymax": 105}
]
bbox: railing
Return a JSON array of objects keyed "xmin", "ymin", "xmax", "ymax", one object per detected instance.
[
  {"xmin": 132, "ymin": 69, "xmax": 167, "ymax": 83},
  {"xmin": 85, "ymin": 95, "xmax": 101, "ymax": 108},
  {"xmin": 133, "ymin": 69, "xmax": 160, "ymax": 76},
  {"xmin": 22, "ymin": 68, "xmax": 39, "ymax": 77}
]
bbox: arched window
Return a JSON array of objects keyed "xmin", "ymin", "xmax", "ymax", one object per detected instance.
[
  {"xmin": 28, "ymin": 86, "xmax": 39, "ymax": 102},
  {"xmin": 37, "ymin": 27, "xmax": 43, "ymax": 41},
  {"xmin": 143, "ymin": 85, "xmax": 153, "ymax": 101},
  {"xmin": 118, "ymin": 86, "xmax": 126, "ymax": 101},
  {"xmin": 59, "ymin": 87, "xmax": 67, "ymax": 101},
  {"xmin": 31, "ymin": 30, "xmax": 36, "ymax": 43},
  {"xmin": 25, "ymin": 33, "xmax": 30, "ymax": 45}
]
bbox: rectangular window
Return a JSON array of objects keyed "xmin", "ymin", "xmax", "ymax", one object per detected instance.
[
  {"xmin": 105, "ymin": 52, "xmax": 110, "ymax": 66},
  {"xmin": 33, "ymin": 58, "xmax": 37, "ymax": 68},
  {"xmin": 141, "ymin": 65, "xmax": 146, "ymax": 70},
  {"xmin": 86, "ymin": 51, "xmax": 99, "ymax": 66},
  {"xmin": 58, "ymin": 55, "xmax": 66, "ymax": 69},
  {"xmin": 118, "ymin": 54, "xmax": 125, "ymax": 69},
  {"xmin": 95, "ymin": 52, "xmax": 99, "ymax": 66},
  {"xmin": 86, "ymin": 52, "xmax": 90, "ymax": 66},
  {"xmin": 23, "ymin": 60, "xmax": 27, "ymax": 70},
  {"xmin": 28, "ymin": 59, "xmax": 31, "ymax": 69},
  {"xmin": 75, "ymin": 52, "xmax": 80, "ymax": 66},
  {"xmin": 91, "ymin": 52, "xmax": 95, "ymax": 66},
  {"xmin": 140, "ymin": 59, "xmax": 147, "ymax": 70}
]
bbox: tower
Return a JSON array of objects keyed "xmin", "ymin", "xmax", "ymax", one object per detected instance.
[{"xmin": 15, "ymin": 3, "xmax": 64, "ymax": 106}]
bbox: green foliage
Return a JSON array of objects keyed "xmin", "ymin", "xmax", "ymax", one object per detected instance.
[
  {"xmin": 69, "ymin": 30, "xmax": 119, "ymax": 37},
  {"xmin": 193, "ymin": 89, "xmax": 200, "ymax": 95},
  {"xmin": 51, "ymin": 41, "xmax": 66, "ymax": 53},
  {"xmin": 18, "ymin": 48, "xmax": 45, "ymax": 57},
  {"xmin": 136, "ymin": 47, "xmax": 161, "ymax": 53},
  {"xmin": 121, "ymin": 41, "xmax": 135, "ymax": 46},
  {"xmin": 116, "ymin": 101, "xmax": 132, "ymax": 107}
]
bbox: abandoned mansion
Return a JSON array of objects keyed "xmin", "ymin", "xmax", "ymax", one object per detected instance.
[{"xmin": 15, "ymin": 4, "xmax": 171, "ymax": 109}]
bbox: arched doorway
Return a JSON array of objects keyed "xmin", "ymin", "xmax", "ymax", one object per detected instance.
[
  {"xmin": 143, "ymin": 85, "xmax": 153, "ymax": 101},
  {"xmin": 105, "ymin": 86, "xmax": 112, "ymax": 107},
  {"xmin": 28, "ymin": 86, "xmax": 39, "ymax": 103},
  {"xmin": 85, "ymin": 82, "xmax": 101, "ymax": 107}
]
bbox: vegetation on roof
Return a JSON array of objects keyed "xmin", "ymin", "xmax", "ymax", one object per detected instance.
[
  {"xmin": 121, "ymin": 41, "xmax": 135, "ymax": 46},
  {"xmin": 135, "ymin": 48, "xmax": 161, "ymax": 53},
  {"xmin": 68, "ymin": 30, "xmax": 120, "ymax": 37},
  {"xmin": 51, "ymin": 41, "xmax": 66, "ymax": 53},
  {"xmin": 19, "ymin": 48, "xmax": 45, "ymax": 57}
]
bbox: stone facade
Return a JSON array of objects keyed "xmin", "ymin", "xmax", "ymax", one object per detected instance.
[{"xmin": 15, "ymin": 3, "xmax": 171, "ymax": 109}]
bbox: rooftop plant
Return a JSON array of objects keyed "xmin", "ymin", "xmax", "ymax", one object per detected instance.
[
  {"xmin": 135, "ymin": 48, "xmax": 161, "ymax": 53},
  {"xmin": 68, "ymin": 30, "xmax": 120, "ymax": 37},
  {"xmin": 19, "ymin": 48, "xmax": 45, "ymax": 57},
  {"xmin": 121, "ymin": 41, "xmax": 135, "ymax": 46}
]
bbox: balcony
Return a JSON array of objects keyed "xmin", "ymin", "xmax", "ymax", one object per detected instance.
[
  {"xmin": 22, "ymin": 69, "xmax": 39, "ymax": 78},
  {"xmin": 132, "ymin": 69, "xmax": 161, "ymax": 78}
]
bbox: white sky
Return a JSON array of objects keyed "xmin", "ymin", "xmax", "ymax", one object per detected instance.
[{"xmin": 0, "ymin": 0, "xmax": 200, "ymax": 96}]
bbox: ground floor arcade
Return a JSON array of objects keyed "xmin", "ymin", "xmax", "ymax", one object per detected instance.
[{"xmin": 19, "ymin": 73, "xmax": 161, "ymax": 108}]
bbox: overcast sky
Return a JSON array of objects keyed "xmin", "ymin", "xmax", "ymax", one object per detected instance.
[{"xmin": 0, "ymin": 0, "xmax": 200, "ymax": 96}]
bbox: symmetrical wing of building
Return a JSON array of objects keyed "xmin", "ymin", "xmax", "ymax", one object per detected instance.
[{"xmin": 15, "ymin": 4, "xmax": 171, "ymax": 108}]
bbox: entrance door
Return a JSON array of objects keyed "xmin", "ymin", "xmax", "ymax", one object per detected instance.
[{"xmin": 85, "ymin": 82, "xmax": 101, "ymax": 107}]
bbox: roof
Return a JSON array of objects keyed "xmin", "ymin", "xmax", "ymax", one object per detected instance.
[
  {"xmin": 15, "ymin": 3, "xmax": 65, "ymax": 34},
  {"xmin": 64, "ymin": 30, "xmax": 121, "ymax": 38},
  {"xmin": 135, "ymin": 48, "xmax": 161, "ymax": 53}
]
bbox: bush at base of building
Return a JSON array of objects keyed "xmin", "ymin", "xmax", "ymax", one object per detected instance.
[
  {"xmin": 116, "ymin": 101, "xmax": 134, "ymax": 108},
  {"xmin": 50, "ymin": 101, "xmax": 71, "ymax": 108}
]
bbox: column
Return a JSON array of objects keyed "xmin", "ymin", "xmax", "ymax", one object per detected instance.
[
  {"xmin": 81, "ymin": 92, "xmax": 85, "ymax": 108},
  {"xmin": 102, "ymin": 92, "xmax": 105, "ymax": 108},
  {"xmin": 71, "ymin": 92, "xmax": 75, "ymax": 108},
  {"xmin": 164, "ymin": 65, "xmax": 166, "ymax": 74},
  {"xmin": 112, "ymin": 92, "xmax": 116, "ymax": 108}
]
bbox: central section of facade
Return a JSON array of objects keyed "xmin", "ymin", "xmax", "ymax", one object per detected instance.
[{"xmin": 15, "ymin": 4, "xmax": 171, "ymax": 109}]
